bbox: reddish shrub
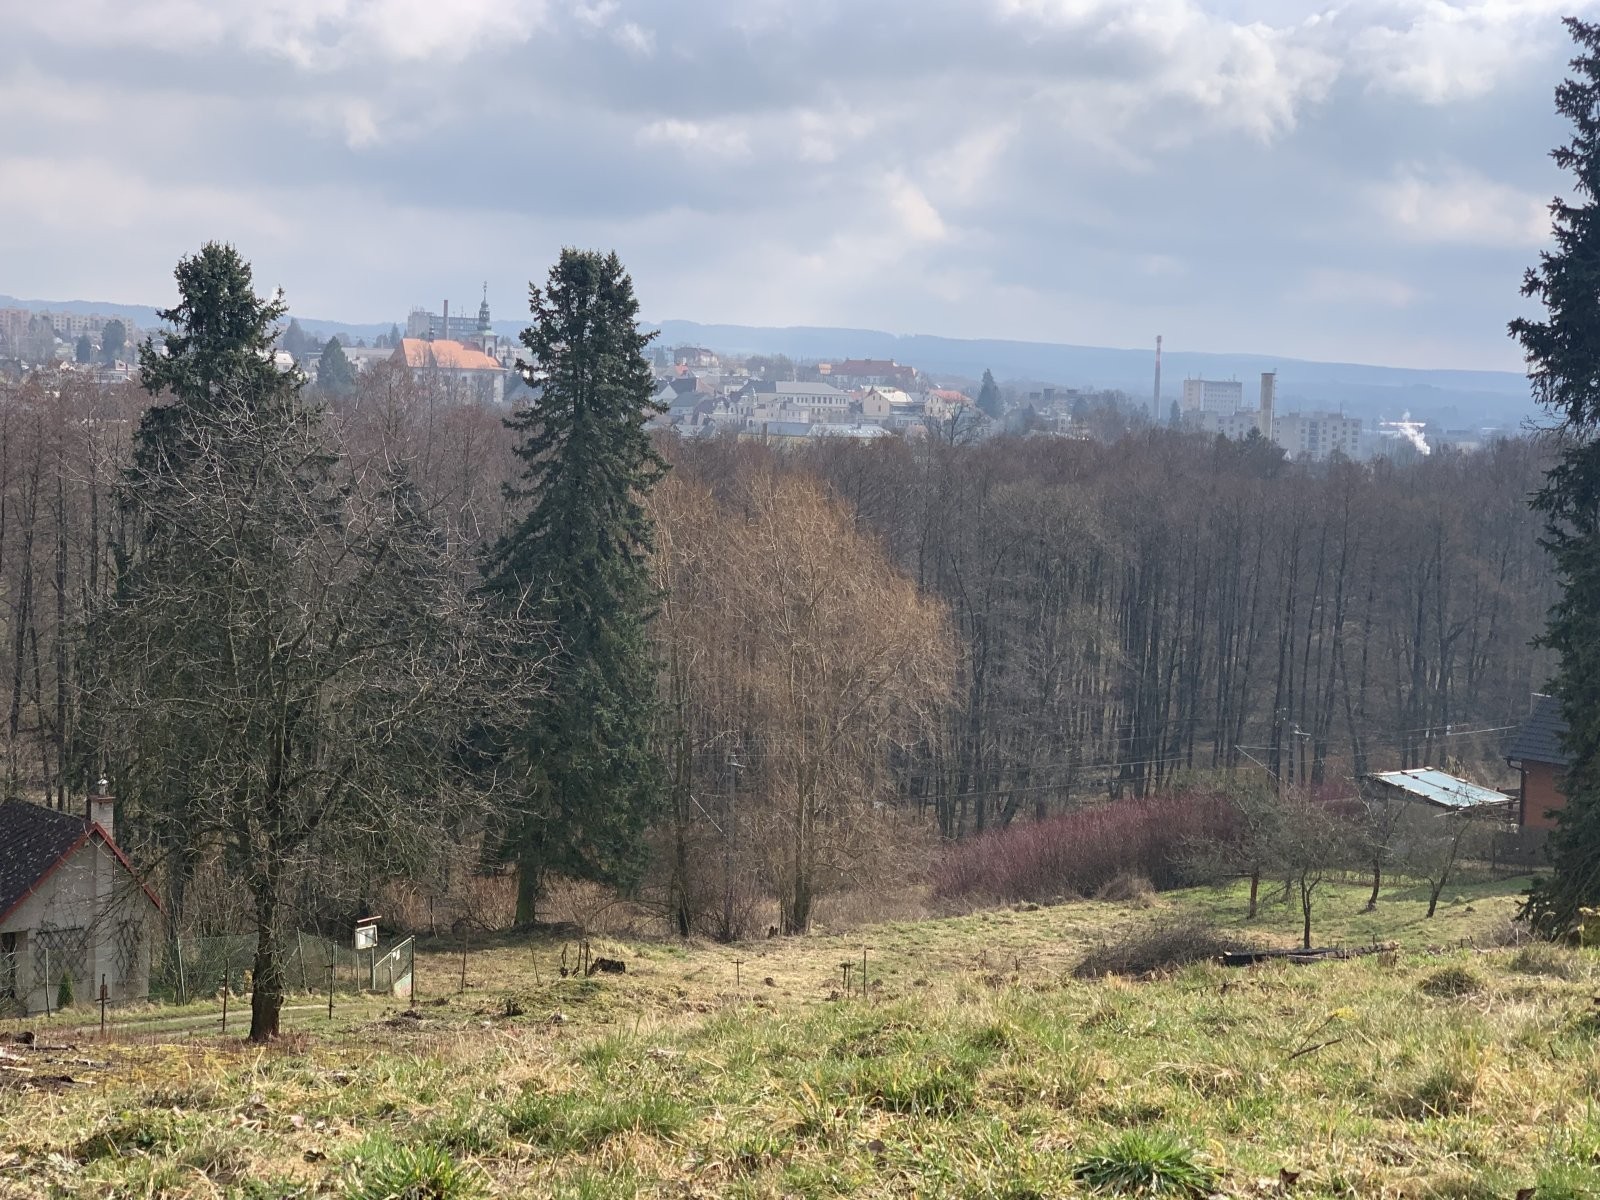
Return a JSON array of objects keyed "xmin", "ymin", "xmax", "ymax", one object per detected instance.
[{"xmin": 933, "ymin": 791, "xmax": 1238, "ymax": 904}]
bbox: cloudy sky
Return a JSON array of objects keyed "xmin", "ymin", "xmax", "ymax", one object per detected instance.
[{"xmin": 4, "ymin": 0, "xmax": 1593, "ymax": 370}]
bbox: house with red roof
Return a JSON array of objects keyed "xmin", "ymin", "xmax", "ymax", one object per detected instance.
[
  {"xmin": 391, "ymin": 337, "xmax": 508, "ymax": 404},
  {"xmin": 0, "ymin": 794, "xmax": 161, "ymax": 1016}
]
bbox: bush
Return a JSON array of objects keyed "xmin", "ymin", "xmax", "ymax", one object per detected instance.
[
  {"xmin": 1072, "ymin": 918, "xmax": 1251, "ymax": 979},
  {"xmin": 1071, "ymin": 1130, "xmax": 1218, "ymax": 1197},
  {"xmin": 934, "ymin": 791, "xmax": 1237, "ymax": 905}
]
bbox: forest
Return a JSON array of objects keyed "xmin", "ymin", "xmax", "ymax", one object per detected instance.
[{"xmin": 0, "ymin": 345, "xmax": 1556, "ymax": 941}]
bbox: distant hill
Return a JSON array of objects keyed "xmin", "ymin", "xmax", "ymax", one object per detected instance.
[{"xmin": 2, "ymin": 293, "xmax": 1539, "ymax": 428}]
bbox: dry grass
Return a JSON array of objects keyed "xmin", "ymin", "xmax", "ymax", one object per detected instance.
[{"xmin": 4, "ymin": 875, "xmax": 1590, "ymax": 1199}]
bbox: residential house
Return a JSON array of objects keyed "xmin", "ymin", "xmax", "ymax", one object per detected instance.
[
  {"xmin": 820, "ymin": 359, "xmax": 918, "ymax": 389},
  {"xmin": 736, "ymin": 380, "xmax": 850, "ymax": 424},
  {"xmin": 1505, "ymin": 693, "xmax": 1571, "ymax": 830},
  {"xmin": 1, "ymin": 795, "xmax": 161, "ymax": 1016},
  {"xmin": 924, "ymin": 389, "xmax": 974, "ymax": 421},
  {"xmin": 392, "ymin": 338, "xmax": 507, "ymax": 404}
]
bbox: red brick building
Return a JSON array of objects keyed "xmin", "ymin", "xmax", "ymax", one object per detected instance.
[{"xmin": 1505, "ymin": 693, "xmax": 1571, "ymax": 829}]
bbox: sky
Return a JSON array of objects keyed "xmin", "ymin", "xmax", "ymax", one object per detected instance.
[{"xmin": 4, "ymin": 0, "xmax": 1595, "ymax": 372}]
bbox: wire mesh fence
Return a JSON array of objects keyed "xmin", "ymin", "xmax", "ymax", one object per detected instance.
[{"xmin": 151, "ymin": 931, "xmax": 415, "ymax": 1005}]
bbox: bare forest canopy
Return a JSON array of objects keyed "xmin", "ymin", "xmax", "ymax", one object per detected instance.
[{"xmin": 0, "ymin": 363, "xmax": 1552, "ymax": 839}]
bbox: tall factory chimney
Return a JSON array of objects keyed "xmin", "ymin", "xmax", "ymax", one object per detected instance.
[
  {"xmin": 1259, "ymin": 371, "xmax": 1276, "ymax": 438},
  {"xmin": 442, "ymin": 299, "xmax": 449, "ymax": 342},
  {"xmin": 1153, "ymin": 335, "xmax": 1163, "ymax": 421}
]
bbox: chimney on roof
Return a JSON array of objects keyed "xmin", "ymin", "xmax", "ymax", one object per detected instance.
[{"xmin": 87, "ymin": 780, "xmax": 114, "ymax": 842}]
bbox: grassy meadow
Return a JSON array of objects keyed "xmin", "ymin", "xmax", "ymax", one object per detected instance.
[{"xmin": 3, "ymin": 876, "xmax": 1599, "ymax": 1198}]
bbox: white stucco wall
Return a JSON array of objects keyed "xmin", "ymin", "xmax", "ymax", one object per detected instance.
[{"xmin": 0, "ymin": 839, "xmax": 155, "ymax": 1015}]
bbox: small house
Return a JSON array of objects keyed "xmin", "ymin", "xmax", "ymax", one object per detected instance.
[
  {"xmin": 0, "ymin": 795, "xmax": 161, "ymax": 1016},
  {"xmin": 1505, "ymin": 693, "xmax": 1571, "ymax": 829}
]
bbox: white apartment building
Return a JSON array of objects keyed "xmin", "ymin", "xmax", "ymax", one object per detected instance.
[
  {"xmin": 1273, "ymin": 411, "xmax": 1362, "ymax": 461},
  {"xmin": 1181, "ymin": 378, "xmax": 1245, "ymax": 413}
]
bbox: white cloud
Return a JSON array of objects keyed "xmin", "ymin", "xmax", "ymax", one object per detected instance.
[
  {"xmin": 637, "ymin": 118, "xmax": 751, "ymax": 158},
  {"xmin": 883, "ymin": 173, "xmax": 950, "ymax": 243},
  {"xmin": 1349, "ymin": 0, "xmax": 1594, "ymax": 104},
  {"xmin": 1371, "ymin": 165, "xmax": 1551, "ymax": 247}
]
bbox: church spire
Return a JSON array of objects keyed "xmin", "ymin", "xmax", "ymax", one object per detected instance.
[{"xmin": 476, "ymin": 281, "xmax": 491, "ymax": 334}]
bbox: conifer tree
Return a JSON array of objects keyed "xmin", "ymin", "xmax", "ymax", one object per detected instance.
[
  {"xmin": 486, "ymin": 249, "xmax": 668, "ymax": 923},
  {"xmin": 101, "ymin": 245, "xmax": 518, "ymax": 1040},
  {"xmin": 976, "ymin": 369, "xmax": 1003, "ymax": 419},
  {"xmin": 318, "ymin": 336, "xmax": 356, "ymax": 393},
  {"xmin": 1511, "ymin": 17, "xmax": 1600, "ymax": 934},
  {"xmin": 99, "ymin": 319, "xmax": 126, "ymax": 364}
]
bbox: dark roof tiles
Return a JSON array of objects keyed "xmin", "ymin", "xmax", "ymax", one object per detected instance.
[
  {"xmin": 0, "ymin": 801, "xmax": 88, "ymax": 923},
  {"xmin": 1507, "ymin": 693, "xmax": 1572, "ymax": 767}
]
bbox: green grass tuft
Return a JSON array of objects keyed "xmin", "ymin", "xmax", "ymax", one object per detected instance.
[
  {"xmin": 341, "ymin": 1136, "xmax": 486, "ymax": 1200},
  {"xmin": 1071, "ymin": 1129, "xmax": 1219, "ymax": 1197}
]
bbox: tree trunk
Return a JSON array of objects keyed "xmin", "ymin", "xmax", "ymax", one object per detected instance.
[
  {"xmin": 1427, "ymin": 880, "xmax": 1443, "ymax": 919},
  {"xmin": 1367, "ymin": 861, "xmax": 1381, "ymax": 912},
  {"xmin": 515, "ymin": 852, "xmax": 541, "ymax": 927},
  {"xmin": 785, "ymin": 873, "xmax": 812, "ymax": 936},
  {"xmin": 1247, "ymin": 868, "xmax": 1260, "ymax": 919},
  {"xmin": 248, "ymin": 882, "xmax": 283, "ymax": 1043},
  {"xmin": 1300, "ymin": 880, "xmax": 1314, "ymax": 950}
]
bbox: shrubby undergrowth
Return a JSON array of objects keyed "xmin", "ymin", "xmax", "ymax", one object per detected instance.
[{"xmin": 934, "ymin": 790, "xmax": 1236, "ymax": 904}]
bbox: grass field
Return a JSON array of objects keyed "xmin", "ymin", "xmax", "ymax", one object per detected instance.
[{"xmin": 3, "ymin": 875, "xmax": 1598, "ymax": 1198}]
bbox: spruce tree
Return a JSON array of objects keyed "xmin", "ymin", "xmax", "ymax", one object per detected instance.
[
  {"xmin": 103, "ymin": 246, "xmax": 515, "ymax": 1039},
  {"xmin": 318, "ymin": 336, "xmax": 356, "ymax": 393},
  {"xmin": 976, "ymin": 369, "xmax": 1003, "ymax": 419},
  {"xmin": 100, "ymin": 319, "xmax": 125, "ymax": 364},
  {"xmin": 1511, "ymin": 17, "xmax": 1600, "ymax": 935},
  {"xmin": 485, "ymin": 249, "xmax": 667, "ymax": 923}
]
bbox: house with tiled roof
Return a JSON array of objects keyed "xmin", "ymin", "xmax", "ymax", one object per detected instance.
[
  {"xmin": 1505, "ymin": 693, "xmax": 1572, "ymax": 830},
  {"xmin": 0, "ymin": 794, "xmax": 161, "ymax": 1016},
  {"xmin": 391, "ymin": 338, "xmax": 507, "ymax": 404}
]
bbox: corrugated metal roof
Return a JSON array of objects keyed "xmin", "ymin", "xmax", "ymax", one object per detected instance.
[
  {"xmin": 1506, "ymin": 693, "xmax": 1571, "ymax": 767},
  {"xmin": 1368, "ymin": 768, "xmax": 1510, "ymax": 810}
]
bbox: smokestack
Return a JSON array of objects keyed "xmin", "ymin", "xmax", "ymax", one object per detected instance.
[
  {"xmin": 1153, "ymin": 335, "xmax": 1163, "ymax": 421},
  {"xmin": 442, "ymin": 299, "xmax": 448, "ymax": 342},
  {"xmin": 1259, "ymin": 371, "xmax": 1276, "ymax": 438}
]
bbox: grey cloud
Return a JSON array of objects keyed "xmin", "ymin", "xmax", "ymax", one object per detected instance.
[{"xmin": 2, "ymin": 0, "xmax": 1594, "ymax": 369}]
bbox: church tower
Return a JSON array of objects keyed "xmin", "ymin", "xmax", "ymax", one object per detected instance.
[{"xmin": 475, "ymin": 282, "xmax": 496, "ymax": 359}]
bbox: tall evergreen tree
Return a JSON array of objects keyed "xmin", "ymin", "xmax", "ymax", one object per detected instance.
[
  {"xmin": 317, "ymin": 336, "xmax": 356, "ymax": 393},
  {"xmin": 102, "ymin": 246, "xmax": 516, "ymax": 1040},
  {"xmin": 74, "ymin": 334, "xmax": 93, "ymax": 363},
  {"xmin": 485, "ymin": 249, "xmax": 668, "ymax": 923},
  {"xmin": 976, "ymin": 368, "xmax": 1003, "ymax": 419},
  {"xmin": 99, "ymin": 319, "xmax": 125, "ymax": 364},
  {"xmin": 1511, "ymin": 17, "xmax": 1600, "ymax": 935}
]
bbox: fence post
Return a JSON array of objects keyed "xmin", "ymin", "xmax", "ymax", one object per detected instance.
[
  {"xmin": 327, "ymin": 959, "xmax": 335, "ymax": 1021},
  {"xmin": 99, "ymin": 975, "xmax": 107, "ymax": 1036},
  {"xmin": 222, "ymin": 966, "xmax": 229, "ymax": 1035},
  {"xmin": 175, "ymin": 937, "xmax": 187, "ymax": 1007},
  {"xmin": 42, "ymin": 948, "xmax": 50, "ymax": 1017}
]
